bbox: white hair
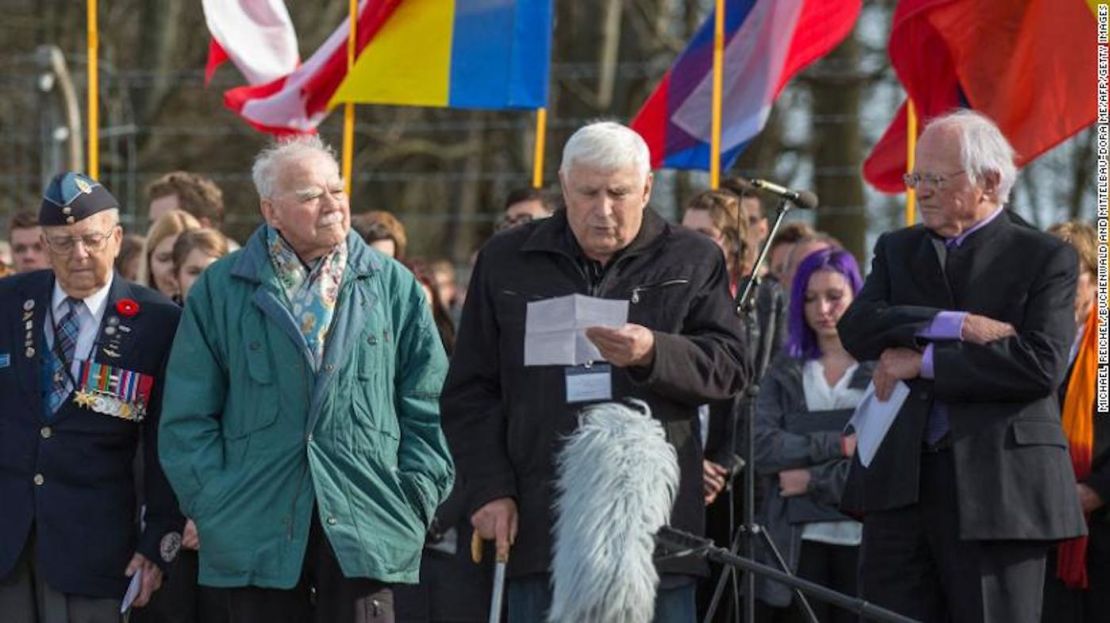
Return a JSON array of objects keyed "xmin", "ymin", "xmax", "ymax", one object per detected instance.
[
  {"xmin": 251, "ymin": 135, "xmax": 339, "ymax": 199},
  {"xmin": 559, "ymin": 121, "xmax": 651, "ymax": 180},
  {"xmin": 924, "ymin": 110, "xmax": 1017, "ymax": 202}
]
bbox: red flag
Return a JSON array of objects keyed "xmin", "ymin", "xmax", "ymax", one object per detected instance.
[
  {"xmin": 204, "ymin": 38, "xmax": 230, "ymax": 86},
  {"xmin": 864, "ymin": 0, "xmax": 1098, "ymax": 193}
]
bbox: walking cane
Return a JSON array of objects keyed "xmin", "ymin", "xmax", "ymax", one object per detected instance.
[{"xmin": 471, "ymin": 531, "xmax": 509, "ymax": 623}]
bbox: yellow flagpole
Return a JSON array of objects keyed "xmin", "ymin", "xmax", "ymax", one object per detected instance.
[
  {"xmin": 342, "ymin": 0, "xmax": 357, "ymax": 196},
  {"xmin": 87, "ymin": 0, "xmax": 99, "ymax": 178},
  {"xmin": 709, "ymin": 0, "xmax": 725, "ymax": 189},
  {"xmin": 532, "ymin": 108, "xmax": 547, "ymax": 188},
  {"xmin": 905, "ymin": 99, "xmax": 918, "ymax": 226}
]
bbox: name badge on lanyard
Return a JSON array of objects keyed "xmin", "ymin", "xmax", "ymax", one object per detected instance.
[{"xmin": 565, "ymin": 362, "xmax": 612, "ymax": 404}]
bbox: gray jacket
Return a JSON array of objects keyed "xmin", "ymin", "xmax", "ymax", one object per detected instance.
[{"xmin": 752, "ymin": 354, "xmax": 874, "ymax": 607}]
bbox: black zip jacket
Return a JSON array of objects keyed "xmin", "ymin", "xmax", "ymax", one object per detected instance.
[{"xmin": 441, "ymin": 208, "xmax": 749, "ymax": 578}]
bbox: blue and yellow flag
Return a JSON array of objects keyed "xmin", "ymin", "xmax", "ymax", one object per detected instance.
[{"xmin": 330, "ymin": 0, "xmax": 551, "ymax": 110}]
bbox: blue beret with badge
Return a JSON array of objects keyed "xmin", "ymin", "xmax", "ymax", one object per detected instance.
[{"xmin": 39, "ymin": 172, "xmax": 118, "ymax": 226}]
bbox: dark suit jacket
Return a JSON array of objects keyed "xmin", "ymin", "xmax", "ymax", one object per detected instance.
[
  {"xmin": 0, "ymin": 270, "xmax": 184, "ymax": 598},
  {"xmin": 837, "ymin": 212, "xmax": 1086, "ymax": 541}
]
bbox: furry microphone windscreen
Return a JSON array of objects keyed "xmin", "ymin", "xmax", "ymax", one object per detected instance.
[{"xmin": 548, "ymin": 399, "xmax": 680, "ymax": 623}]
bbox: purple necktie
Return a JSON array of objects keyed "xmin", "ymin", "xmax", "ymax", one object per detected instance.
[{"xmin": 924, "ymin": 240, "xmax": 960, "ymax": 445}]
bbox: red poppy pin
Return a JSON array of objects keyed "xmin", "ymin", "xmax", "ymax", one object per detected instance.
[{"xmin": 116, "ymin": 298, "xmax": 140, "ymax": 317}]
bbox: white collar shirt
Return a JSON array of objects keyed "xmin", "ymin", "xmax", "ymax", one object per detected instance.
[{"xmin": 45, "ymin": 275, "xmax": 114, "ymax": 375}]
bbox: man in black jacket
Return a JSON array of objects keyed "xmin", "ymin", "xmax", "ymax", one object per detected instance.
[
  {"xmin": 837, "ymin": 110, "xmax": 1085, "ymax": 622},
  {"xmin": 441, "ymin": 121, "xmax": 748, "ymax": 621}
]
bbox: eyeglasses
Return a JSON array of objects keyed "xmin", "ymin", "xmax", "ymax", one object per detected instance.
[
  {"xmin": 903, "ymin": 170, "xmax": 967, "ymax": 190},
  {"xmin": 44, "ymin": 225, "xmax": 118, "ymax": 254}
]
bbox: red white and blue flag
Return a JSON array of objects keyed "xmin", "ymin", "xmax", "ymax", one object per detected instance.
[{"xmin": 631, "ymin": 0, "xmax": 860, "ymax": 170}]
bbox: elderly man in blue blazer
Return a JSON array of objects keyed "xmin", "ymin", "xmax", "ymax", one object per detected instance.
[{"xmin": 0, "ymin": 173, "xmax": 184, "ymax": 622}]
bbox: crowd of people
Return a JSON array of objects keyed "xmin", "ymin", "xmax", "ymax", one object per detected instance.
[{"xmin": 0, "ymin": 113, "xmax": 1102, "ymax": 623}]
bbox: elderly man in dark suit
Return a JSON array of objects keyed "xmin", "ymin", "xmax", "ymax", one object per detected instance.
[
  {"xmin": 837, "ymin": 110, "xmax": 1086, "ymax": 622},
  {"xmin": 0, "ymin": 173, "xmax": 184, "ymax": 622}
]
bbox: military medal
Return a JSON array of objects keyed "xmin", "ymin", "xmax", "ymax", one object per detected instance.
[
  {"xmin": 23, "ymin": 299, "xmax": 35, "ymax": 358},
  {"xmin": 73, "ymin": 390, "xmax": 94, "ymax": 408},
  {"xmin": 73, "ymin": 361, "xmax": 154, "ymax": 422},
  {"xmin": 102, "ymin": 315, "xmax": 126, "ymax": 359}
]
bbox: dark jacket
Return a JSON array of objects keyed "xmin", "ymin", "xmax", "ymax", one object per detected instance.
[
  {"xmin": 441, "ymin": 208, "xmax": 749, "ymax": 578},
  {"xmin": 0, "ymin": 270, "xmax": 184, "ymax": 598},
  {"xmin": 703, "ymin": 279, "xmax": 785, "ymax": 470},
  {"xmin": 752, "ymin": 355, "xmax": 873, "ymax": 606},
  {"xmin": 837, "ymin": 213, "xmax": 1086, "ymax": 541}
]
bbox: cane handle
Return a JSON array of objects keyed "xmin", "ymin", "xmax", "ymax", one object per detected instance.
[{"xmin": 471, "ymin": 530, "xmax": 483, "ymax": 563}]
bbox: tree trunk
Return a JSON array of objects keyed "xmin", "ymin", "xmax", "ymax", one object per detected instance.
[
  {"xmin": 808, "ymin": 31, "xmax": 867, "ymax": 260},
  {"xmin": 450, "ymin": 113, "xmax": 486, "ymax": 262}
]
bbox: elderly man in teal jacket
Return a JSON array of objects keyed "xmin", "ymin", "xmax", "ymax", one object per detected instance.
[{"xmin": 159, "ymin": 136, "xmax": 453, "ymax": 623}]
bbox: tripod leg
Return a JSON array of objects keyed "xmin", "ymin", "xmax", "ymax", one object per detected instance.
[
  {"xmin": 731, "ymin": 559, "xmax": 740, "ymax": 623},
  {"xmin": 702, "ymin": 516, "xmax": 743, "ymax": 623},
  {"xmin": 753, "ymin": 525, "xmax": 820, "ymax": 623}
]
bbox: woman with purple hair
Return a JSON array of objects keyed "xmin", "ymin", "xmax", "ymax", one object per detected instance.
[{"xmin": 751, "ymin": 248, "xmax": 874, "ymax": 622}]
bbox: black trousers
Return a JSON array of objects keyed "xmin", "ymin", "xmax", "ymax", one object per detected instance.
[
  {"xmin": 753, "ymin": 540, "xmax": 858, "ymax": 623},
  {"xmin": 225, "ymin": 514, "xmax": 394, "ymax": 623},
  {"xmin": 794, "ymin": 540, "xmax": 858, "ymax": 623},
  {"xmin": 1041, "ymin": 517, "xmax": 1110, "ymax": 623},
  {"xmin": 859, "ymin": 449, "xmax": 1049, "ymax": 623}
]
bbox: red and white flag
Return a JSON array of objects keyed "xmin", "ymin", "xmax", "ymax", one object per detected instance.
[
  {"xmin": 223, "ymin": 0, "xmax": 403, "ymax": 135},
  {"xmin": 202, "ymin": 0, "xmax": 299, "ymax": 86}
]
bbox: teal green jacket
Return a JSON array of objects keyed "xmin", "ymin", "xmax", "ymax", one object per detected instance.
[{"xmin": 158, "ymin": 227, "xmax": 453, "ymax": 588}]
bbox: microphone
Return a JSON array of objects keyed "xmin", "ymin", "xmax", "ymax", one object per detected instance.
[
  {"xmin": 549, "ymin": 400, "xmax": 679, "ymax": 623},
  {"xmin": 748, "ymin": 178, "xmax": 819, "ymax": 210}
]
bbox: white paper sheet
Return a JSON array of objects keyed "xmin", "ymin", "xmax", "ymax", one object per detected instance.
[
  {"xmin": 120, "ymin": 567, "xmax": 142, "ymax": 613},
  {"xmin": 846, "ymin": 381, "xmax": 910, "ymax": 468},
  {"xmin": 524, "ymin": 294, "xmax": 628, "ymax": 366}
]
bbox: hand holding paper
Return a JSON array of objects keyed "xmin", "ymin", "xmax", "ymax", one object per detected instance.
[
  {"xmin": 120, "ymin": 553, "xmax": 162, "ymax": 612},
  {"xmin": 584, "ymin": 324, "xmax": 655, "ymax": 368},
  {"xmin": 874, "ymin": 348, "xmax": 922, "ymax": 401},
  {"xmin": 847, "ymin": 381, "xmax": 910, "ymax": 468},
  {"xmin": 120, "ymin": 567, "xmax": 141, "ymax": 613}
]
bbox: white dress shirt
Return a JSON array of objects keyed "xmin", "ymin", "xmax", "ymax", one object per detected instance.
[
  {"xmin": 800, "ymin": 358, "xmax": 864, "ymax": 546},
  {"xmin": 45, "ymin": 274, "xmax": 113, "ymax": 379}
]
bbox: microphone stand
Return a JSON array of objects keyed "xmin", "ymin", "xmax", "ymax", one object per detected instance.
[
  {"xmin": 658, "ymin": 527, "xmax": 919, "ymax": 623},
  {"xmin": 704, "ymin": 198, "xmax": 818, "ymax": 623}
]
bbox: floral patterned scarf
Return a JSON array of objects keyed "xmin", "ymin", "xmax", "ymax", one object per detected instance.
[{"xmin": 265, "ymin": 226, "xmax": 347, "ymax": 368}]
